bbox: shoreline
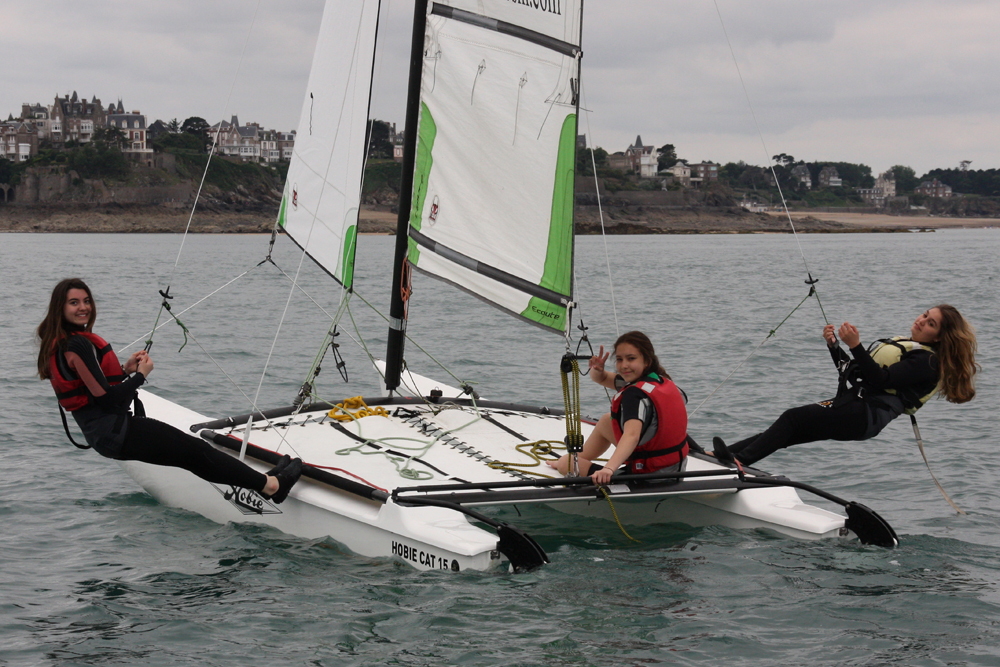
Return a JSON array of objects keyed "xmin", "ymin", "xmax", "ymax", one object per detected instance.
[{"xmin": 1, "ymin": 204, "xmax": 998, "ymax": 234}]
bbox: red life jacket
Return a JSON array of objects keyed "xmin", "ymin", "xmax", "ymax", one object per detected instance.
[
  {"xmin": 611, "ymin": 374, "xmax": 689, "ymax": 474},
  {"xmin": 48, "ymin": 332, "xmax": 125, "ymax": 412}
]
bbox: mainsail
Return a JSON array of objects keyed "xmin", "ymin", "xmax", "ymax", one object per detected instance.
[
  {"xmin": 277, "ymin": 0, "xmax": 381, "ymax": 289},
  {"xmin": 406, "ymin": 0, "xmax": 583, "ymax": 333}
]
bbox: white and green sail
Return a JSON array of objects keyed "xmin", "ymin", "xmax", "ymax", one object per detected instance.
[
  {"xmin": 277, "ymin": 0, "xmax": 380, "ymax": 289},
  {"xmin": 406, "ymin": 0, "xmax": 583, "ymax": 333}
]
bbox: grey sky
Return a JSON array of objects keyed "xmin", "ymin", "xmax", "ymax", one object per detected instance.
[{"xmin": 3, "ymin": 0, "xmax": 998, "ymax": 175}]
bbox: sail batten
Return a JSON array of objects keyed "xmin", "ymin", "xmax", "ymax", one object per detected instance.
[
  {"xmin": 430, "ymin": 4, "xmax": 581, "ymax": 57},
  {"xmin": 407, "ymin": 0, "xmax": 583, "ymax": 335}
]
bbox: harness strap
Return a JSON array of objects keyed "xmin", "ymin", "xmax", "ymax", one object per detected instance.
[
  {"xmin": 58, "ymin": 403, "xmax": 91, "ymax": 450},
  {"xmin": 627, "ymin": 436, "xmax": 688, "ymax": 461}
]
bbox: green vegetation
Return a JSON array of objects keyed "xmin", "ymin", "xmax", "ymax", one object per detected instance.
[
  {"xmin": 924, "ymin": 168, "xmax": 1000, "ymax": 196},
  {"xmin": 366, "ymin": 120, "xmax": 394, "ymax": 159},
  {"xmin": 362, "ymin": 159, "xmax": 402, "ymax": 196},
  {"xmin": 174, "ymin": 153, "xmax": 285, "ymax": 192}
]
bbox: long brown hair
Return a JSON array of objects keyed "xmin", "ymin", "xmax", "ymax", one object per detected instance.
[
  {"xmin": 37, "ymin": 278, "xmax": 96, "ymax": 380},
  {"xmin": 614, "ymin": 331, "xmax": 670, "ymax": 380},
  {"xmin": 932, "ymin": 304, "xmax": 978, "ymax": 403}
]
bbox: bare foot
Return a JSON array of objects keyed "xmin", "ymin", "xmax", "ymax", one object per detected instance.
[{"xmin": 262, "ymin": 475, "xmax": 279, "ymax": 496}]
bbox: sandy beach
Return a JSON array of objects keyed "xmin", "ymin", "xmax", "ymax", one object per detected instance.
[{"xmin": 771, "ymin": 210, "xmax": 1000, "ymax": 230}]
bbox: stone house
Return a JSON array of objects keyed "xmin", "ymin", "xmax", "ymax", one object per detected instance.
[
  {"xmin": 790, "ymin": 164, "xmax": 812, "ymax": 189},
  {"xmin": 818, "ymin": 165, "xmax": 842, "ymax": 188},
  {"xmin": 259, "ymin": 129, "xmax": 281, "ymax": 163},
  {"xmin": 690, "ymin": 162, "xmax": 719, "ymax": 186},
  {"xmin": 50, "ymin": 91, "xmax": 106, "ymax": 145},
  {"xmin": 278, "ymin": 131, "xmax": 295, "ymax": 161},
  {"xmin": 915, "ymin": 178, "xmax": 953, "ymax": 198},
  {"xmin": 210, "ymin": 116, "xmax": 262, "ymax": 162},
  {"xmin": 0, "ymin": 121, "xmax": 39, "ymax": 162},
  {"xmin": 19, "ymin": 103, "xmax": 51, "ymax": 139},
  {"xmin": 608, "ymin": 151, "xmax": 630, "ymax": 172},
  {"xmin": 857, "ymin": 170, "xmax": 897, "ymax": 208}
]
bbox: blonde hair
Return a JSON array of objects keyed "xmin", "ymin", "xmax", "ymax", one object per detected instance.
[
  {"xmin": 37, "ymin": 278, "xmax": 96, "ymax": 380},
  {"xmin": 933, "ymin": 304, "xmax": 978, "ymax": 403}
]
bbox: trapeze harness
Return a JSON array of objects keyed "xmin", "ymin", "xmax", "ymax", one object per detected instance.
[
  {"xmin": 835, "ymin": 336, "xmax": 938, "ymax": 414},
  {"xmin": 610, "ymin": 373, "xmax": 689, "ymax": 473},
  {"xmin": 49, "ymin": 332, "xmax": 143, "ymax": 450}
]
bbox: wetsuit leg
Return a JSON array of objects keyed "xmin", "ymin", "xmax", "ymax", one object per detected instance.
[
  {"xmin": 727, "ymin": 400, "xmax": 869, "ymax": 466},
  {"xmin": 117, "ymin": 416, "xmax": 267, "ymax": 491}
]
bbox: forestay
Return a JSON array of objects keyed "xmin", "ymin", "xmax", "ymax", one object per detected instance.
[
  {"xmin": 277, "ymin": 0, "xmax": 381, "ymax": 289},
  {"xmin": 406, "ymin": 0, "xmax": 583, "ymax": 333}
]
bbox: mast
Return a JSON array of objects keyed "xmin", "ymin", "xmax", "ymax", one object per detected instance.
[{"xmin": 384, "ymin": 0, "xmax": 430, "ymax": 393}]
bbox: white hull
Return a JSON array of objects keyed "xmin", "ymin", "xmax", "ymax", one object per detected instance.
[{"xmin": 117, "ymin": 385, "xmax": 863, "ymax": 571}]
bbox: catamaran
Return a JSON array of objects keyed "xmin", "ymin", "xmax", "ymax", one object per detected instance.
[{"xmin": 124, "ymin": 0, "xmax": 897, "ymax": 571}]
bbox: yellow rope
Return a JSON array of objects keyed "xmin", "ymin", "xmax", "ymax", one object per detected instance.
[
  {"xmin": 327, "ymin": 396, "xmax": 389, "ymax": 421},
  {"xmin": 487, "ymin": 441, "xmax": 564, "ymax": 477},
  {"xmin": 599, "ymin": 487, "xmax": 641, "ymax": 543}
]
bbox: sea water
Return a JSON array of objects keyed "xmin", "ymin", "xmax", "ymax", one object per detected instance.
[{"xmin": 2, "ymin": 229, "xmax": 999, "ymax": 666}]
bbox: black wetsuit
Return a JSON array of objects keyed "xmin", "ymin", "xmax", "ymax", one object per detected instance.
[
  {"xmin": 726, "ymin": 341, "xmax": 939, "ymax": 466},
  {"xmin": 61, "ymin": 335, "xmax": 266, "ymax": 491}
]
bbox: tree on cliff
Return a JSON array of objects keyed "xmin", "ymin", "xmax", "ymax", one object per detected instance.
[
  {"xmin": 167, "ymin": 118, "xmax": 181, "ymax": 133},
  {"xmin": 182, "ymin": 117, "xmax": 210, "ymax": 136},
  {"xmin": 92, "ymin": 126, "xmax": 127, "ymax": 151},
  {"xmin": 181, "ymin": 117, "xmax": 211, "ymax": 152},
  {"xmin": 891, "ymin": 165, "xmax": 918, "ymax": 193},
  {"xmin": 365, "ymin": 120, "xmax": 393, "ymax": 159},
  {"xmin": 657, "ymin": 144, "xmax": 678, "ymax": 171},
  {"xmin": 576, "ymin": 146, "xmax": 608, "ymax": 176}
]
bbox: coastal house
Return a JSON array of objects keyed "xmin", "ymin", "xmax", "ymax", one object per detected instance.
[
  {"xmin": 666, "ymin": 161, "xmax": 692, "ymax": 188},
  {"xmin": 857, "ymin": 170, "xmax": 897, "ymax": 208},
  {"xmin": 146, "ymin": 120, "xmax": 169, "ymax": 142},
  {"xmin": 107, "ymin": 100, "xmax": 154, "ymax": 162},
  {"xmin": 49, "ymin": 92, "xmax": 106, "ymax": 145},
  {"xmin": 625, "ymin": 135, "xmax": 658, "ymax": 178},
  {"xmin": 915, "ymin": 178, "xmax": 953, "ymax": 198},
  {"xmin": 0, "ymin": 121, "xmax": 39, "ymax": 162},
  {"xmin": 19, "ymin": 103, "xmax": 51, "ymax": 139},
  {"xmin": 211, "ymin": 116, "xmax": 262, "ymax": 162},
  {"xmin": 608, "ymin": 151, "xmax": 630, "ymax": 172},
  {"xmin": 790, "ymin": 164, "xmax": 812, "ymax": 189},
  {"xmin": 690, "ymin": 162, "xmax": 719, "ymax": 187},
  {"xmin": 818, "ymin": 166, "xmax": 842, "ymax": 188},
  {"xmin": 259, "ymin": 129, "xmax": 281, "ymax": 163},
  {"xmin": 278, "ymin": 131, "xmax": 296, "ymax": 161}
]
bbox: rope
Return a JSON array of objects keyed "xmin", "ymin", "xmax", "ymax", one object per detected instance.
[
  {"xmin": 487, "ymin": 441, "xmax": 565, "ymax": 477},
  {"xmin": 598, "ymin": 487, "xmax": 641, "ymax": 543},
  {"xmin": 910, "ymin": 415, "xmax": 966, "ymax": 515},
  {"xmin": 561, "ymin": 357, "xmax": 584, "ymax": 475},
  {"xmin": 327, "ymin": 396, "xmax": 389, "ymax": 421},
  {"xmin": 580, "ymin": 81, "xmax": 620, "ymax": 337},
  {"xmin": 712, "ymin": 0, "xmax": 829, "ymax": 327},
  {"xmin": 689, "ymin": 287, "xmax": 816, "ymax": 416},
  {"xmin": 146, "ymin": 0, "xmax": 264, "ymax": 352}
]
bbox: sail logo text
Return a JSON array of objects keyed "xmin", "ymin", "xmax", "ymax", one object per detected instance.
[
  {"xmin": 530, "ymin": 305, "xmax": 562, "ymax": 321},
  {"xmin": 392, "ymin": 540, "xmax": 456, "ymax": 570},
  {"xmin": 506, "ymin": 0, "xmax": 562, "ymax": 15}
]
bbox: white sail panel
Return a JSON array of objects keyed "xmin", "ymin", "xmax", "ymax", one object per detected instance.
[
  {"xmin": 407, "ymin": 0, "xmax": 582, "ymax": 332},
  {"xmin": 277, "ymin": 0, "xmax": 380, "ymax": 289}
]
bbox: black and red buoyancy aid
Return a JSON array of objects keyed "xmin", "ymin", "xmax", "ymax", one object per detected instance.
[
  {"xmin": 611, "ymin": 374, "xmax": 689, "ymax": 474},
  {"xmin": 48, "ymin": 332, "xmax": 125, "ymax": 412}
]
